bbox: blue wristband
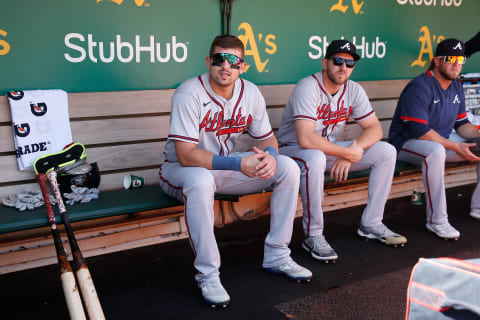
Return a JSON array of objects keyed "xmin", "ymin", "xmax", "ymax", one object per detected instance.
[
  {"xmin": 212, "ymin": 155, "xmax": 242, "ymax": 171},
  {"xmin": 264, "ymin": 146, "xmax": 278, "ymax": 159}
]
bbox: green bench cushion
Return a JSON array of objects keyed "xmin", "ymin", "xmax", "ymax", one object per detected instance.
[
  {"xmin": 0, "ymin": 186, "xmax": 184, "ymax": 234},
  {"xmin": 0, "ymin": 161, "xmax": 422, "ymax": 235}
]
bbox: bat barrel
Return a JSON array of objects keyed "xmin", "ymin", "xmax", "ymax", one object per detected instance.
[
  {"xmin": 61, "ymin": 271, "xmax": 87, "ymax": 320},
  {"xmin": 46, "ymin": 170, "xmax": 106, "ymax": 320},
  {"xmin": 77, "ymin": 267, "xmax": 106, "ymax": 320},
  {"xmin": 36, "ymin": 173, "xmax": 86, "ymax": 319}
]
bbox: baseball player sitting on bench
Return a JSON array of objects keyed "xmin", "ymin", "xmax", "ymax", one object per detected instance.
[
  {"xmin": 389, "ymin": 38, "xmax": 480, "ymax": 240},
  {"xmin": 277, "ymin": 39, "xmax": 407, "ymax": 263},
  {"xmin": 159, "ymin": 35, "xmax": 312, "ymax": 307}
]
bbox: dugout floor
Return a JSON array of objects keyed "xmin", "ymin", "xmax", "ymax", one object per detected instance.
[{"xmin": 1, "ymin": 184, "xmax": 480, "ymax": 320}]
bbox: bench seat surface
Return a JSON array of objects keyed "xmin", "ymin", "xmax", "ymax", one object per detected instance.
[
  {"xmin": 0, "ymin": 161, "xmax": 421, "ymax": 235},
  {"xmin": 0, "ymin": 186, "xmax": 182, "ymax": 234}
]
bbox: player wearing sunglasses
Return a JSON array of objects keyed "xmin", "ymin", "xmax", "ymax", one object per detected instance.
[
  {"xmin": 389, "ymin": 38, "xmax": 480, "ymax": 240},
  {"xmin": 159, "ymin": 35, "xmax": 312, "ymax": 308},
  {"xmin": 277, "ymin": 39, "xmax": 407, "ymax": 263}
]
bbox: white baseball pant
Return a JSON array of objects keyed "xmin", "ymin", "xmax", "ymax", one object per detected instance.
[
  {"xmin": 159, "ymin": 152, "xmax": 300, "ymax": 284},
  {"xmin": 280, "ymin": 141, "xmax": 396, "ymax": 237},
  {"xmin": 398, "ymin": 133, "xmax": 480, "ymax": 224}
]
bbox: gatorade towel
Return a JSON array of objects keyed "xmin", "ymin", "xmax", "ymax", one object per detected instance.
[{"xmin": 7, "ymin": 90, "xmax": 73, "ymax": 171}]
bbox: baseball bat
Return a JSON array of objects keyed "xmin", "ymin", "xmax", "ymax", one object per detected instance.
[
  {"xmin": 36, "ymin": 174, "xmax": 86, "ymax": 320},
  {"xmin": 47, "ymin": 170, "xmax": 105, "ymax": 320}
]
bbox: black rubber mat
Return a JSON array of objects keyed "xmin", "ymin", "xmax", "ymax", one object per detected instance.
[{"xmin": 1, "ymin": 184, "xmax": 479, "ymax": 320}]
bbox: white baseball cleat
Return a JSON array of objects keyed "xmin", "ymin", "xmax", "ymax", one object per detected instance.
[
  {"xmin": 357, "ymin": 223, "xmax": 407, "ymax": 247},
  {"xmin": 199, "ymin": 279, "xmax": 230, "ymax": 308},
  {"xmin": 470, "ymin": 208, "xmax": 480, "ymax": 220},
  {"xmin": 264, "ymin": 258, "xmax": 313, "ymax": 283},
  {"xmin": 302, "ymin": 235, "xmax": 338, "ymax": 262},
  {"xmin": 426, "ymin": 221, "xmax": 460, "ymax": 240}
]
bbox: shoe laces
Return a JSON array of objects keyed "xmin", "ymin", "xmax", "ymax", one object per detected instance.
[
  {"xmin": 311, "ymin": 235, "xmax": 333, "ymax": 251},
  {"xmin": 434, "ymin": 222, "xmax": 456, "ymax": 233},
  {"xmin": 200, "ymin": 280, "xmax": 223, "ymax": 291},
  {"xmin": 278, "ymin": 259, "xmax": 301, "ymax": 272},
  {"xmin": 376, "ymin": 224, "xmax": 395, "ymax": 237}
]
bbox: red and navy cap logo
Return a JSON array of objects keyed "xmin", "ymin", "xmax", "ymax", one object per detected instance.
[
  {"xmin": 7, "ymin": 91, "xmax": 24, "ymax": 101},
  {"xmin": 14, "ymin": 123, "xmax": 30, "ymax": 137},
  {"xmin": 30, "ymin": 102, "xmax": 48, "ymax": 116}
]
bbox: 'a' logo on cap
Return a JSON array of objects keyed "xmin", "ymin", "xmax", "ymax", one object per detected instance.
[
  {"xmin": 341, "ymin": 43, "xmax": 351, "ymax": 50},
  {"xmin": 453, "ymin": 42, "xmax": 463, "ymax": 50}
]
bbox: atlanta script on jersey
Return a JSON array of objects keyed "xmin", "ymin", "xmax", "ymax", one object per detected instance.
[
  {"xmin": 277, "ymin": 72, "xmax": 374, "ymax": 146},
  {"xmin": 164, "ymin": 72, "xmax": 273, "ymax": 162}
]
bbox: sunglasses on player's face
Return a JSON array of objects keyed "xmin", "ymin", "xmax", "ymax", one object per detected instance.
[
  {"xmin": 210, "ymin": 53, "xmax": 244, "ymax": 69},
  {"xmin": 330, "ymin": 57, "xmax": 356, "ymax": 68},
  {"xmin": 440, "ymin": 55, "xmax": 466, "ymax": 65}
]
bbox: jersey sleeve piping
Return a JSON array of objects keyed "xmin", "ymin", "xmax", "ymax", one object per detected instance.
[
  {"xmin": 167, "ymin": 135, "xmax": 199, "ymax": 143},
  {"xmin": 249, "ymin": 130, "xmax": 274, "ymax": 140},
  {"xmin": 400, "ymin": 116, "xmax": 428, "ymax": 124},
  {"xmin": 354, "ymin": 110, "xmax": 375, "ymax": 121},
  {"xmin": 294, "ymin": 115, "xmax": 317, "ymax": 121},
  {"xmin": 456, "ymin": 112, "xmax": 467, "ymax": 121}
]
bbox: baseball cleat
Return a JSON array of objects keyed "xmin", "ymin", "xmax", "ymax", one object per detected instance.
[
  {"xmin": 470, "ymin": 208, "xmax": 480, "ymax": 220},
  {"xmin": 199, "ymin": 279, "xmax": 230, "ymax": 308},
  {"xmin": 302, "ymin": 235, "xmax": 338, "ymax": 263},
  {"xmin": 357, "ymin": 223, "xmax": 407, "ymax": 247},
  {"xmin": 426, "ymin": 221, "xmax": 460, "ymax": 241},
  {"xmin": 264, "ymin": 258, "xmax": 312, "ymax": 282}
]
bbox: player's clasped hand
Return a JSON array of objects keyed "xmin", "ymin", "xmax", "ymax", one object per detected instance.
[
  {"xmin": 346, "ymin": 140, "xmax": 364, "ymax": 163},
  {"xmin": 254, "ymin": 147, "xmax": 277, "ymax": 180},
  {"xmin": 241, "ymin": 147, "xmax": 277, "ymax": 179}
]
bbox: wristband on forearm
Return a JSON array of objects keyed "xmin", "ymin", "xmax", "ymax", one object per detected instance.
[
  {"xmin": 212, "ymin": 155, "xmax": 242, "ymax": 171},
  {"xmin": 264, "ymin": 146, "xmax": 278, "ymax": 159}
]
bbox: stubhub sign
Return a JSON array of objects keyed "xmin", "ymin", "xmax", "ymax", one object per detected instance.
[{"xmin": 64, "ymin": 33, "xmax": 189, "ymax": 63}]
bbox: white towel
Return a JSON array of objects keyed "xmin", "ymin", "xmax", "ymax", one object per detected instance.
[{"xmin": 8, "ymin": 89, "xmax": 73, "ymax": 171}]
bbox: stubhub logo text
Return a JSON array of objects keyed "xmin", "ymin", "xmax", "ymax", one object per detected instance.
[{"xmin": 64, "ymin": 33, "xmax": 188, "ymax": 63}]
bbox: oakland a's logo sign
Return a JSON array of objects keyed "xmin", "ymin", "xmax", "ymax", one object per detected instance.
[
  {"xmin": 14, "ymin": 123, "xmax": 30, "ymax": 137},
  {"xmin": 7, "ymin": 90, "xmax": 24, "ymax": 101},
  {"xmin": 30, "ymin": 102, "xmax": 48, "ymax": 116}
]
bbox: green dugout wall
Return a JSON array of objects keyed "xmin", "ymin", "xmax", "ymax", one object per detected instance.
[{"xmin": 0, "ymin": 0, "xmax": 479, "ymax": 93}]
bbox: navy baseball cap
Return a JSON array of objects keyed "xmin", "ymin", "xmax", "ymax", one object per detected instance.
[
  {"xmin": 325, "ymin": 39, "xmax": 360, "ymax": 61},
  {"xmin": 435, "ymin": 38, "xmax": 465, "ymax": 57}
]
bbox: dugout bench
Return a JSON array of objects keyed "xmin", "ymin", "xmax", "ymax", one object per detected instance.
[{"xmin": 0, "ymin": 79, "xmax": 477, "ymax": 274}]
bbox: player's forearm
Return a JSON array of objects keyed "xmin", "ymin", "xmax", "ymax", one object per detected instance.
[
  {"xmin": 355, "ymin": 124, "xmax": 382, "ymax": 150},
  {"xmin": 256, "ymin": 135, "xmax": 278, "ymax": 151},
  {"xmin": 176, "ymin": 146, "xmax": 214, "ymax": 169},
  {"xmin": 456, "ymin": 123, "xmax": 480, "ymax": 140},
  {"xmin": 299, "ymin": 133, "xmax": 354, "ymax": 158},
  {"xmin": 418, "ymin": 129, "xmax": 459, "ymax": 152}
]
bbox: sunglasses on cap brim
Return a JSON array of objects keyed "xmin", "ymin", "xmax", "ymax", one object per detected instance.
[
  {"xmin": 330, "ymin": 57, "xmax": 356, "ymax": 68},
  {"xmin": 210, "ymin": 53, "xmax": 244, "ymax": 69},
  {"xmin": 440, "ymin": 56, "xmax": 466, "ymax": 65}
]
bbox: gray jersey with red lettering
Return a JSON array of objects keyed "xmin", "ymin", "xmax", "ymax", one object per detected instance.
[
  {"xmin": 164, "ymin": 72, "xmax": 273, "ymax": 162},
  {"xmin": 277, "ymin": 71, "xmax": 374, "ymax": 146},
  {"xmin": 277, "ymin": 71, "xmax": 396, "ymax": 238}
]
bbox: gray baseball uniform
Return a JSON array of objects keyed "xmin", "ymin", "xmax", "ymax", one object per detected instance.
[
  {"xmin": 277, "ymin": 72, "xmax": 396, "ymax": 237},
  {"xmin": 159, "ymin": 72, "xmax": 300, "ymax": 284}
]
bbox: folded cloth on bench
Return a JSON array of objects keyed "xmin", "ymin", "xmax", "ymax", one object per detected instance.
[{"xmin": 7, "ymin": 89, "xmax": 73, "ymax": 170}]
